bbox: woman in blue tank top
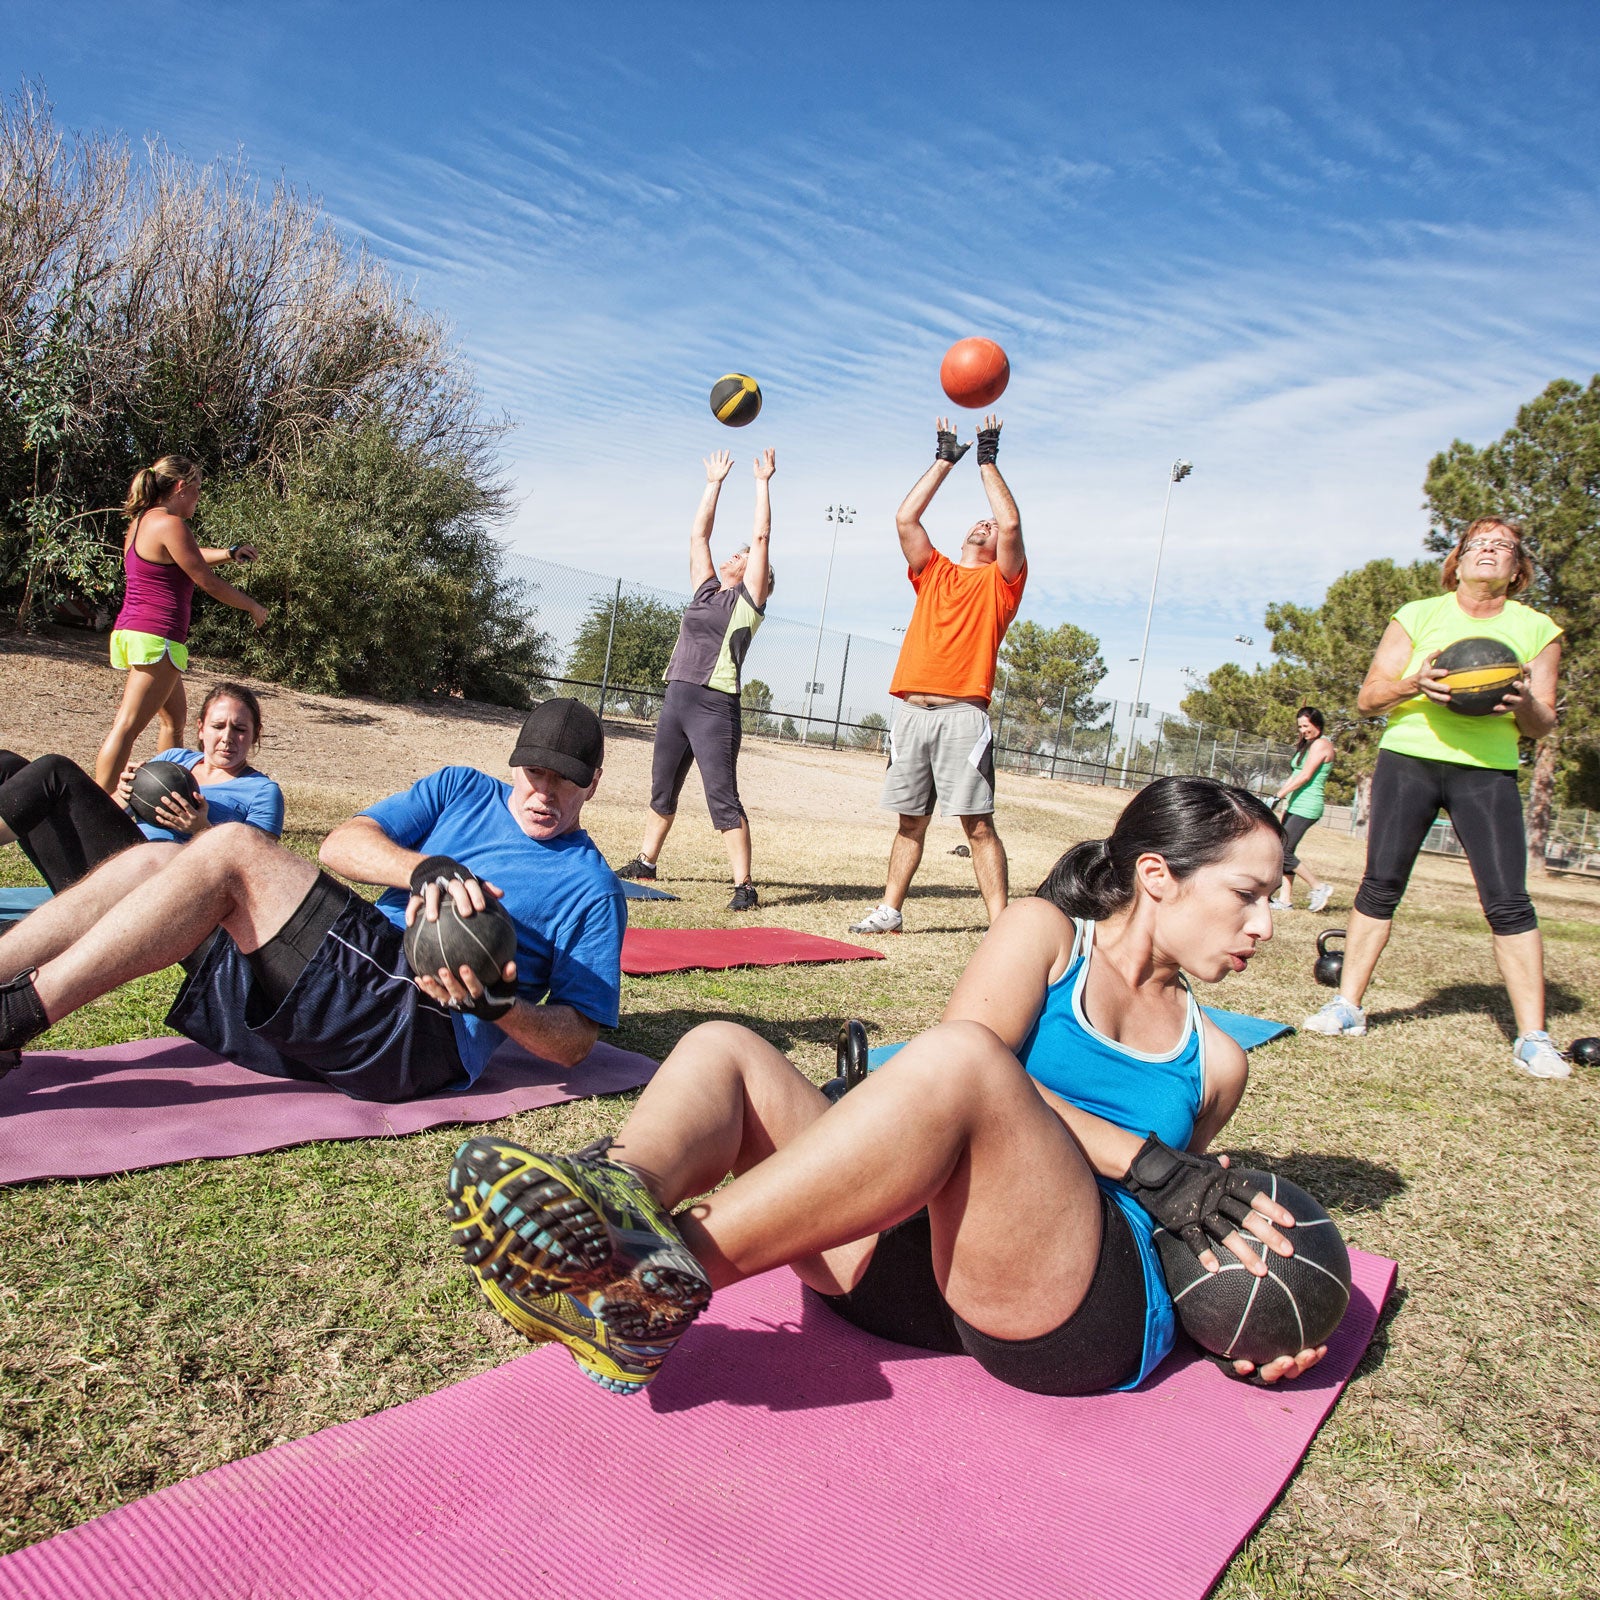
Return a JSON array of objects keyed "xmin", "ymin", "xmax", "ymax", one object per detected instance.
[{"xmin": 445, "ymin": 777, "xmax": 1329, "ymax": 1400}]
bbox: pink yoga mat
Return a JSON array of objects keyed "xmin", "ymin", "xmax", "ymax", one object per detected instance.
[
  {"xmin": 0, "ymin": 1036, "xmax": 656, "ymax": 1186},
  {"xmin": 622, "ymin": 925, "xmax": 884, "ymax": 975},
  {"xmin": 0, "ymin": 1250, "xmax": 1396, "ymax": 1600}
]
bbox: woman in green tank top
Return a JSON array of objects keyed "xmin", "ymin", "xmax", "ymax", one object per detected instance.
[{"xmin": 1269, "ymin": 707, "xmax": 1334, "ymax": 912}]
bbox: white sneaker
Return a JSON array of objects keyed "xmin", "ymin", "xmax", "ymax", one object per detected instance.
[
  {"xmin": 1268, "ymin": 897, "xmax": 1294, "ymax": 911},
  {"xmin": 1302, "ymin": 997, "xmax": 1367, "ymax": 1036},
  {"xmin": 1309, "ymin": 884, "xmax": 1333, "ymax": 913},
  {"xmin": 849, "ymin": 904, "xmax": 903, "ymax": 935},
  {"xmin": 1512, "ymin": 1032, "xmax": 1571, "ymax": 1080}
]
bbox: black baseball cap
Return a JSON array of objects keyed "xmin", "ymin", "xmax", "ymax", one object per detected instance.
[{"xmin": 509, "ymin": 698, "xmax": 604, "ymax": 786}]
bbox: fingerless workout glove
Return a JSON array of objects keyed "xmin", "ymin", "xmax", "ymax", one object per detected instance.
[
  {"xmin": 458, "ymin": 980, "xmax": 517, "ymax": 1021},
  {"xmin": 409, "ymin": 855, "xmax": 476, "ymax": 895},
  {"xmin": 1121, "ymin": 1133, "xmax": 1262, "ymax": 1262},
  {"xmin": 975, "ymin": 421, "xmax": 1001, "ymax": 466},
  {"xmin": 935, "ymin": 427, "xmax": 971, "ymax": 465}
]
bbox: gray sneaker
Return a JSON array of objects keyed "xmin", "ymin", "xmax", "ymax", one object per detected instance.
[
  {"xmin": 1512, "ymin": 1032, "xmax": 1571, "ymax": 1080},
  {"xmin": 849, "ymin": 904, "xmax": 903, "ymax": 935},
  {"xmin": 1308, "ymin": 884, "xmax": 1333, "ymax": 913},
  {"xmin": 1302, "ymin": 996, "xmax": 1367, "ymax": 1037}
]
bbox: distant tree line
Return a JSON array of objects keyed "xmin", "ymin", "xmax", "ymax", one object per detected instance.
[{"xmin": 0, "ymin": 83, "xmax": 551, "ymax": 704}]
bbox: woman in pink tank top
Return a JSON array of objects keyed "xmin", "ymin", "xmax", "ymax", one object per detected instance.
[{"xmin": 93, "ymin": 456, "xmax": 269, "ymax": 791}]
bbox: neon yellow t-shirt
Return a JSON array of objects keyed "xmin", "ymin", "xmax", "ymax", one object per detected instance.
[{"xmin": 1378, "ymin": 592, "xmax": 1561, "ymax": 770}]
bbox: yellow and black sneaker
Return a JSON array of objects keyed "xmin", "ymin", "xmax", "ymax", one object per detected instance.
[{"xmin": 446, "ymin": 1136, "xmax": 712, "ymax": 1394}]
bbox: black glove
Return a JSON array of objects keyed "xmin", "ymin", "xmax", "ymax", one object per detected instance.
[
  {"xmin": 935, "ymin": 427, "xmax": 970, "ymax": 465},
  {"xmin": 458, "ymin": 978, "xmax": 517, "ymax": 1021},
  {"xmin": 975, "ymin": 420, "xmax": 1001, "ymax": 466},
  {"xmin": 1121, "ymin": 1133, "xmax": 1262, "ymax": 1262},
  {"xmin": 409, "ymin": 855, "xmax": 479, "ymax": 896}
]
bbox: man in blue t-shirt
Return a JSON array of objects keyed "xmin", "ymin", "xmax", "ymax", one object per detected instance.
[{"xmin": 0, "ymin": 701, "xmax": 626, "ymax": 1102}]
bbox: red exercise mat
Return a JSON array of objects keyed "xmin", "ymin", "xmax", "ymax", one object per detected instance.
[
  {"xmin": 0, "ymin": 1035, "xmax": 656, "ymax": 1186},
  {"xmin": 0, "ymin": 1251, "xmax": 1397, "ymax": 1600},
  {"xmin": 622, "ymin": 926, "xmax": 885, "ymax": 975}
]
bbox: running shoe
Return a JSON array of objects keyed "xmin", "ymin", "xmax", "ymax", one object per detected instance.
[
  {"xmin": 1301, "ymin": 996, "xmax": 1367, "ymax": 1036},
  {"xmin": 445, "ymin": 1136, "xmax": 711, "ymax": 1393},
  {"xmin": 849, "ymin": 904, "xmax": 903, "ymax": 935},
  {"xmin": 1511, "ymin": 1031, "xmax": 1571, "ymax": 1080},
  {"xmin": 727, "ymin": 881, "xmax": 759, "ymax": 912},
  {"xmin": 1308, "ymin": 884, "xmax": 1334, "ymax": 913},
  {"xmin": 0, "ymin": 968, "xmax": 48, "ymax": 1054},
  {"xmin": 613, "ymin": 856, "xmax": 658, "ymax": 882},
  {"xmin": 1268, "ymin": 896, "xmax": 1294, "ymax": 911}
]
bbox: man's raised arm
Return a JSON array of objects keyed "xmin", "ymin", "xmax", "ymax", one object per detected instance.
[
  {"xmin": 895, "ymin": 418, "xmax": 970, "ymax": 575},
  {"xmin": 976, "ymin": 416, "xmax": 1024, "ymax": 582}
]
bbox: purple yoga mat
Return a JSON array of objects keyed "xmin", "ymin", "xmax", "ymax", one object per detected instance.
[
  {"xmin": 0, "ymin": 1250, "xmax": 1396, "ymax": 1600},
  {"xmin": 0, "ymin": 1036, "xmax": 656, "ymax": 1186}
]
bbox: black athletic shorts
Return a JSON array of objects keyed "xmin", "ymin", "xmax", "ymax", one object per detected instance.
[
  {"xmin": 812, "ymin": 1190, "xmax": 1148, "ymax": 1396},
  {"xmin": 166, "ymin": 871, "xmax": 466, "ymax": 1102}
]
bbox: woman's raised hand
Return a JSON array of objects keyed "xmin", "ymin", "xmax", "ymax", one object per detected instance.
[
  {"xmin": 753, "ymin": 448, "xmax": 776, "ymax": 481},
  {"xmin": 704, "ymin": 450, "xmax": 734, "ymax": 484}
]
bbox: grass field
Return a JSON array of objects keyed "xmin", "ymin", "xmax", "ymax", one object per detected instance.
[{"xmin": 1, "ymin": 667, "xmax": 1598, "ymax": 1597}]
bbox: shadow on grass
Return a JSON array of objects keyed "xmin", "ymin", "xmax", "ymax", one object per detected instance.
[
  {"xmin": 1368, "ymin": 978, "xmax": 1587, "ymax": 1035},
  {"xmin": 1348, "ymin": 1282, "xmax": 1406, "ymax": 1385},
  {"xmin": 1224, "ymin": 1148, "xmax": 1407, "ymax": 1214}
]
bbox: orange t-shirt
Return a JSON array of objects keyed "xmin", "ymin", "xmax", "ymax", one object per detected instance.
[{"xmin": 888, "ymin": 549, "xmax": 1027, "ymax": 702}]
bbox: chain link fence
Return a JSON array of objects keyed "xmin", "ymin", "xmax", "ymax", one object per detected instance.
[{"xmin": 503, "ymin": 549, "xmax": 1303, "ymax": 796}]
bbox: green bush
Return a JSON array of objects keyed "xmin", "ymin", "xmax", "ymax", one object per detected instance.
[{"xmin": 190, "ymin": 422, "xmax": 553, "ymax": 705}]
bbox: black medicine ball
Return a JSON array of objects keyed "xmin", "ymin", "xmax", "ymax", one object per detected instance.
[
  {"xmin": 1432, "ymin": 637, "xmax": 1522, "ymax": 717},
  {"xmin": 709, "ymin": 373, "xmax": 762, "ymax": 427},
  {"xmin": 1155, "ymin": 1169, "xmax": 1352, "ymax": 1367},
  {"xmin": 128, "ymin": 760, "xmax": 202, "ymax": 825},
  {"xmin": 403, "ymin": 894, "xmax": 518, "ymax": 990}
]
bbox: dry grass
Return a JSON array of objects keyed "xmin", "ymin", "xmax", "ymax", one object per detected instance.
[{"xmin": 1, "ymin": 632, "xmax": 1599, "ymax": 1596}]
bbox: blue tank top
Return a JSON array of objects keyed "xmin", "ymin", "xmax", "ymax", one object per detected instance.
[{"xmin": 1016, "ymin": 919, "xmax": 1207, "ymax": 1388}]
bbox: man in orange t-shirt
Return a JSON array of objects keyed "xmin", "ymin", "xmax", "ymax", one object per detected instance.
[{"xmin": 849, "ymin": 416, "xmax": 1026, "ymax": 935}]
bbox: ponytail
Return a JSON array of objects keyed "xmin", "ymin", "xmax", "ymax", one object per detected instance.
[
  {"xmin": 124, "ymin": 455, "xmax": 200, "ymax": 520},
  {"xmin": 1036, "ymin": 776, "xmax": 1280, "ymax": 920}
]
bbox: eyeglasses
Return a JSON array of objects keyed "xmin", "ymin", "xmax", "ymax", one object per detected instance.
[{"xmin": 1462, "ymin": 539, "xmax": 1517, "ymax": 554}]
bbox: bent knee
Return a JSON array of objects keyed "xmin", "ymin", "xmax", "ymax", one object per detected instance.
[{"xmin": 884, "ymin": 1020, "xmax": 1025, "ymax": 1105}]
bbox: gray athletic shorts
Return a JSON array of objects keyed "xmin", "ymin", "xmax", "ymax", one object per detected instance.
[{"xmin": 880, "ymin": 701, "xmax": 996, "ymax": 818}]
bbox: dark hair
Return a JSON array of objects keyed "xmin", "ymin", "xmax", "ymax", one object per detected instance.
[
  {"xmin": 197, "ymin": 682, "xmax": 263, "ymax": 747},
  {"xmin": 1293, "ymin": 706, "xmax": 1325, "ymax": 758},
  {"xmin": 1035, "ymin": 776, "xmax": 1280, "ymax": 921}
]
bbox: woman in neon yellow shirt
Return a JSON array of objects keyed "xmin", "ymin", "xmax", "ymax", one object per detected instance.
[{"xmin": 1302, "ymin": 518, "xmax": 1567, "ymax": 1077}]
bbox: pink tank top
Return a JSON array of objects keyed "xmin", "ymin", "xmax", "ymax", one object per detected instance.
[{"xmin": 115, "ymin": 516, "xmax": 194, "ymax": 642}]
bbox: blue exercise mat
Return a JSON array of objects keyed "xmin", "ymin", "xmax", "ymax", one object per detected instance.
[
  {"xmin": 619, "ymin": 879, "xmax": 679, "ymax": 902},
  {"xmin": 0, "ymin": 885, "xmax": 51, "ymax": 925},
  {"xmin": 864, "ymin": 1008, "xmax": 1291, "ymax": 1072}
]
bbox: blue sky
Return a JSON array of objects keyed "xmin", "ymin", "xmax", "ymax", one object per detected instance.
[{"xmin": 11, "ymin": 1, "xmax": 1600, "ymax": 712}]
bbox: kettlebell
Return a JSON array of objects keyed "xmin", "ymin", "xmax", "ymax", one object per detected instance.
[
  {"xmin": 1313, "ymin": 929, "xmax": 1346, "ymax": 988},
  {"xmin": 1570, "ymin": 1036, "xmax": 1600, "ymax": 1069}
]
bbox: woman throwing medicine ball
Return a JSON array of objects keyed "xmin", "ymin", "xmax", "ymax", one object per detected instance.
[
  {"xmin": 614, "ymin": 449, "xmax": 775, "ymax": 911},
  {"xmin": 1302, "ymin": 518, "xmax": 1567, "ymax": 1077},
  {"xmin": 93, "ymin": 456, "xmax": 268, "ymax": 793}
]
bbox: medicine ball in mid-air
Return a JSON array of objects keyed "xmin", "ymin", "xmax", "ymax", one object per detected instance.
[
  {"xmin": 1155, "ymin": 1169, "xmax": 1352, "ymax": 1368},
  {"xmin": 1432, "ymin": 637, "xmax": 1522, "ymax": 716},
  {"xmin": 709, "ymin": 373, "xmax": 762, "ymax": 427},
  {"xmin": 939, "ymin": 337, "xmax": 1010, "ymax": 410},
  {"xmin": 404, "ymin": 893, "xmax": 518, "ymax": 991},
  {"xmin": 127, "ymin": 760, "xmax": 202, "ymax": 826}
]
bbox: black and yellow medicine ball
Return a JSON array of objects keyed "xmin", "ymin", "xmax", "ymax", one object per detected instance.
[
  {"xmin": 709, "ymin": 373, "xmax": 762, "ymax": 427},
  {"xmin": 1432, "ymin": 636, "xmax": 1522, "ymax": 716}
]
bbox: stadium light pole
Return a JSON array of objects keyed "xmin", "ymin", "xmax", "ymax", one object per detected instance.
[
  {"xmin": 801, "ymin": 504, "xmax": 855, "ymax": 743},
  {"xmin": 1122, "ymin": 459, "xmax": 1193, "ymax": 784}
]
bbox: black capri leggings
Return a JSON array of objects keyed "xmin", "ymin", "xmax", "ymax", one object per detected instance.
[
  {"xmin": 0, "ymin": 751, "xmax": 143, "ymax": 891},
  {"xmin": 1281, "ymin": 812, "xmax": 1317, "ymax": 873},
  {"xmin": 649, "ymin": 679, "xmax": 746, "ymax": 832},
  {"xmin": 1353, "ymin": 748, "xmax": 1536, "ymax": 935}
]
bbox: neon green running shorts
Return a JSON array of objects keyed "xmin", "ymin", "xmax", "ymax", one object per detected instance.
[{"xmin": 109, "ymin": 629, "xmax": 189, "ymax": 671}]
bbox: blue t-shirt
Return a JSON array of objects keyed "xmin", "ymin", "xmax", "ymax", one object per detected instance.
[
  {"xmin": 137, "ymin": 748, "xmax": 285, "ymax": 843},
  {"xmin": 361, "ymin": 766, "xmax": 626, "ymax": 1083}
]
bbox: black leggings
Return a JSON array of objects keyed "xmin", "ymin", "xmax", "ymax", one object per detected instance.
[
  {"xmin": 1281, "ymin": 812, "xmax": 1317, "ymax": 873},
  {"xmin": 0, "ymin": 751, "xmax": 143, "ymax": 891},
  {"xmin": 813, "ymin": 1192, "xmax": 1148, "ymax": 1396},
  {"xmin": 1353, "ymin": 749, "xmax": 1536, "ymax": 935}
]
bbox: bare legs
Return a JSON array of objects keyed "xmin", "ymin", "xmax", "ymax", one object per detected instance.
[
  {"xmin": 608, "ymin": 1019, "xmax": 1103, "ymax": 1340},
  {"xmin": 94, "ymin": 661, "xmax": 185, "ymax": 790},
  {"xmin": 14, "ymin": 825, "xmax": 315, "ymax": 1027},
  {"xmin": 635, "ymin": 809, "xmax": 754, "ymax": 887},
  {"xmin": 881, "ymin": 811, "xmax": 1007, "ymax": 924}
]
